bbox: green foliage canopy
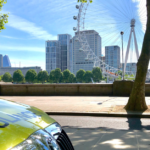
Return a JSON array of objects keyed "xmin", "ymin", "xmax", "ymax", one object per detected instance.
[
  {"xmin": 54, "ymin": 68, "xmax": 62, "ymax": 83},
  {"xmin": 68, "ymin": 73, "xmax": 76, "ymax": 83},
  {"xmin": 0, "ymin": 75, "xmax": 3, "ymax": 81},
  {"xmin": 38, "ymin": 71, "xmax": 49, "ymax": 83},
  {"xmin": 49, "ymin": 70, "xmax": 55, "ymax": 83},
  {"xmin": 25, "ymin": 69, "xmax": 37, "ymax": 83},
  {"xmin": 2, "ymin": 72, "xmax": 12, "ymax": 82},
  {"xmin": 0, "ymin": 0, "xmax": 8, "ymax": 31},
  {"xmin": 76, "ymin": 69, "xmax": 85, "ymax": 83},
  {"xmin": 92, "ymin": 67, "xmax": 102, "ymax": 82},
  {"xmin": 84, "ymin": 71, "xmax": 93, "ymax": 83},
  {"xmin": 13, "ymin": 70, "xmax": 24, "ymax": 83},
  {"xmin": 63, "ymin": 69, "xmax": 71, "ymax": 83}
]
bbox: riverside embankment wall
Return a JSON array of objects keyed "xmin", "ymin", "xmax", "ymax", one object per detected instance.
[{"xmin": 0, "ymin": 81, "xmax": 150, "ymax": 96}]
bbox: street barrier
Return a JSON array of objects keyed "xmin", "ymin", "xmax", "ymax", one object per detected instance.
[{"xmin": 0, "ymin": 81, "xmax": 150, "ymax": 96}]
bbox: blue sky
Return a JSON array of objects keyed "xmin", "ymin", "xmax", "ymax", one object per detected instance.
[{"xmin": 0, "ymin": 0, "xmax": 146, "ymax": 70}]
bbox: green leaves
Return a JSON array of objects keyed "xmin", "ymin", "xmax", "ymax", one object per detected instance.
[
  {"xmin": 92, "ymin": 67, "xmax": 102, "ymax": 82},
  {"xmin": 77, "ymin": 0, "xmax": 92, "ymax": 3},
  {"xmin": 13, "ymin": 70, "xmax": 24, "ymax": 83},
  {"xmin": 37, "ymin": 71, "xmax": 49, "ymax": 83},
  {"xmin": 76, "ymin": 69, "xmax": 85, "ymax": 83},
  {"xmin": 63, "ymin": 69, "xmax": 71, "ymax": 83},
  {"xmin": 0, "ymin": 0, "xmax": 8, "ymax": 32},
  {"xmin": 25, "ymin": 69, "xmax": 37, "ymax": 83},
  {"xmin": 84, "ymin": 71, "xmax": 93, "ymax": 83},
  {"xmin": 68, "ymin": 74, "xmax": 76, "ymax": 83},
  {"xmin": 2, "ymin": 72, "xmax": 12, "ymax": 82}
]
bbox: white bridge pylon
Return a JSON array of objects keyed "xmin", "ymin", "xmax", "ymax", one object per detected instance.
[{"xmin": 124, "ymin": 19, "xmax": 139, "ymax": 73}]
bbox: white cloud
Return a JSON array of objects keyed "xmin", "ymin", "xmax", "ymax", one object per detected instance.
[
  {"xmin": 0, "ymin": 35, "xmax": 22, "ymax": 39},
  {"xmin": 7, "ymin": 14, "xmax": 57, "ymax": 40},
  {"xmin": 132, "ymin": 0, "xmax": 147, "ymax": 32},
  {"xmin": 0, "ymin": 45, "xmax": 45, "ymax": 52}
]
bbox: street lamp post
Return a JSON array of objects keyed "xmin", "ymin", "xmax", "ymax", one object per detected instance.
[{"xmin": 120, "ymin": 31, "xmax": 124, "ymax": 80}]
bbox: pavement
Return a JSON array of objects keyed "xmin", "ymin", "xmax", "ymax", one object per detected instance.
[
  {"xmin": 63, "ymin": 126, "xmax": 150, "ymax": 150},
  {"xmin": 1, "ymin": 96, "xmax": 150, "ymax": 117}
]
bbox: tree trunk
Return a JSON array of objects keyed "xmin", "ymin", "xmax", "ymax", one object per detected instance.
[{"xmin": 125, "ymin": 0, "xmax": 150, "ymax": 111}]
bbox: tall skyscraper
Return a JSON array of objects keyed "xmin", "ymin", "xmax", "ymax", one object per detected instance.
[
  {"xmin": 58, "ymin": 34, "xmax": 72, "ymax": 72},
  {"xmin": 105, "ymin": 45, "xmax": 120, "ymax": 69},
  {"xmin": 46, "ymin": 40, "xmax": 61, "ymax": 74},
  {"xmin": 3, "ymin": 55, "xmax": 11, "ymax": 67},
  {"xmin": 73, "ymin": 30, "xmax": 102, "ymax": 75},
  {"xmin": 0, "ymin": 55, "xmax": 3, "ymax": 67}
]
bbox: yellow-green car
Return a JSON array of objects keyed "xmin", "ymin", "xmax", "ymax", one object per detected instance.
[{"xmin": 0, "ymin": 99, "xmax": 74, "ymax": 150}]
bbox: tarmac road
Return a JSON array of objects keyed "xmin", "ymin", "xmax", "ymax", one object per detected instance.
[
  {"xmin": 50, "ymin": 115, "xmax": 150, "ymax": 130},
  {"xmin": 50, "ymin": 115, "xmax": 150, "ymax": 150}
]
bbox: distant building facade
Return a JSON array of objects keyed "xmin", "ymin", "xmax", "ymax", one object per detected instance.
[
  {"xmin": 3, "ymin": 55, "xmax": 11, "ymax": 67},
  {"xmin": 122, "ymin": 63, "xmax": 137, "ymax": 75},
  {"xmin": 58, "ymin": 34, "xmax": 72, "ymax": 72},
  {"xmin": 73, "ymin": 30, "xmax": 102, "ymax": 75},
  {"xmin": 0, "ymin": 66, "xmax": 42, "ymax": 77},
  {"xmin": 46, "ymin": 40, "xmax": 61, "ymax": 74},
  {"xmin": 46, "ymin": 34, "xmax": 73, "ymax": 74},
  {"xmin": 105, "ymin": 46, "xmax": 120, "ymax": 69},
  {"xmin": 0, "ymin": 55, "xmax": 3, "ymax": 67}
]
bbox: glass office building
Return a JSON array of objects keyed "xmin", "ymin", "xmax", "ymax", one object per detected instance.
[
  {"xmin": 46, "ymin": 40, "xmax": 61, "ymax": 74},
  {"xmin": 0, "ymin": 55, "xmax": 3, "ymax": 67},
  {"xmin": 58, "ymin": 34, "xmax": 72, "ymax": 72},
  {"xmin": 3, "ymin": 55, "xmax": 11, "ymax": 67},
  {"xmin": 105, "ymin": 46, "xmax": 120, "ymax": 69}
]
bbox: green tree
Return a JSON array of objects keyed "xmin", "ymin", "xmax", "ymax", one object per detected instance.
[
  {"xmin": 49, "ymin": 70, "xmax": 55, "ymax": 83},
  {"xmin": 54, "ymin": 68, "xmax": 62, "ymax": 83},
  {"xmin": 84, "ymin": 71, "xmax": 93, "ymax": 83},
  {"xmin": 2, "ymin": 72, "xmax": 12, "ymax": 82},
  {"xmin": 0, "ymin": 75, "xmax": 3, "ymax": 81},
  {"xmin": 92, "ymin": 67, "xmax": 102, "ymax": 82},
  {"xmin": 76, "ymin": 69, "xmax": 85, "ymax": 83},
  {"xmin": 59, "ymin": 72, "xmax": 63, "ymax": 83},
  {"xmin": 0, "ymin": 0, "xmax": 8, "ymax": 31},
  {"xmin": 33, "ymin": 76, "xmax": 38, "ymax": 83},
  {"xmin": 63, "ymin": 69, "xmax": 71, "ymax": 83},
  {"xmin": 38, "ymin": 71, "xmax": 49, "ymax": 84},
  {"xmin": 13, "ymin": 70, "xmax": 24, "ymax": 83},
  {"xmin": 25, "ymin": 69, "xmax": 37, "ymax": 83},
  {"xmin": 68, "ymin": 73, "xmax": 76, "ymax": 83}
]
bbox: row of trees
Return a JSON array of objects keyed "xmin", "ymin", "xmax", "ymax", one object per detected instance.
[
  {"xmin": 1, "ymin": 69, "xmax": 48, "ymax": 84},
  {"xmin": 49, "ymin": 67, "xmax": 103, "ymax": 83},
  {"xmin": 1, "ymin": 68, "xmax": 137, "ymax": 84},
  {"xmin": 1, "ymin": 67, "xmax": 103, "ymax": 83}
]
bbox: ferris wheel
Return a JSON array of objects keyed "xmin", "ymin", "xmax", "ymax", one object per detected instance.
[{"xmin": 72, "ymin": 0, "xmax": 147, "ymax": 80}]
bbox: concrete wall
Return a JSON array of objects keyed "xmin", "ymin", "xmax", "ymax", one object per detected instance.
[
  {"xmin": 0, "ymin": 83, "xmax": 113, "ymax": 96},
  {"xmin": 0, "ymin": 81, "xmax": 150, "ymax": 96}
]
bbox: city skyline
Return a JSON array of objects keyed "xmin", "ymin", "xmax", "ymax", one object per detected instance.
[{"xmin": 0, "ymin": 0, "xmax": 146, "ymax": 70}]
